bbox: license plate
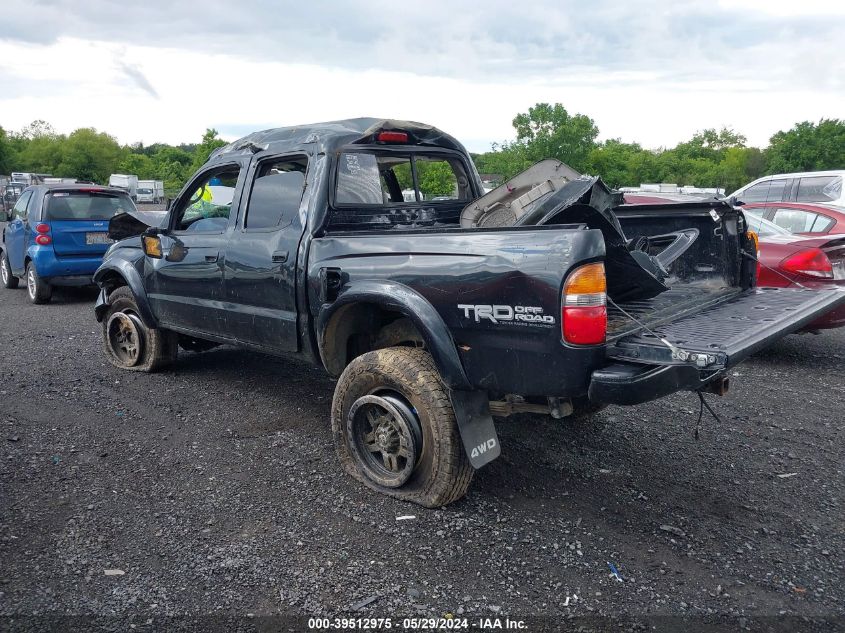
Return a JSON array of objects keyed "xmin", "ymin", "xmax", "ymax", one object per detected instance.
[
  {"xmin": 833, "ymin": 259, "xmax": 845, "ymax": 280},
  {"xmin": 86, "ymin": 232, "xmax": 113, "ymax": 245}
]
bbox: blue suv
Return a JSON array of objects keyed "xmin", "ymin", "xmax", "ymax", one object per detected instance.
[{"xmin": 1, "ymin": 184, "xmax": 136, "ymax": 304}]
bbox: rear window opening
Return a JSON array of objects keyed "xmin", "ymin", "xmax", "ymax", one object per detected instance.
[
  {"xmin": 335, "ymin": 151, "xmax": 472, "ymax": 206},
  {"xmin": 45, "ymin": 191, "xmax": 135, "ymax": 221},
  {"xmin": 329, "ymin": 150, "xmax": 475, "ymax": 231}
]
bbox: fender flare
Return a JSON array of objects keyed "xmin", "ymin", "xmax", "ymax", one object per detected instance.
[
  {"xmin": 316, "ymin": 279, "xmax": 471, "ymax": 390},
  {"xmin": 92, "ymin": 260, "xmax": 157, "ymax": 327}
]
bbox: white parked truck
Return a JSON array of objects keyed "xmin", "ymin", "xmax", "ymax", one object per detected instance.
[
  {"xmin": 108, "ymin": 174, "xmax": 139, "ymax": 200},
  {"xmin": 11, "ymin": 172, "xmax": 51, "ymax": 186},
  {"xmin": 136, "ymin": 180, "xmax": 164, "ymax": 204}
]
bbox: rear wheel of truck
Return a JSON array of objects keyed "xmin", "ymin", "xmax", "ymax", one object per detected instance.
[
  {"xmin": 25, "ymin": 262, "xmax": 52, "ymax": 304},
  {"xmin": 102, "ymin": 286, "xmax": 177, "ymax": 372},
  {"xmin": 1, "ymin": 252, "xmax": 18, "ymax": 289},
  {"xmin": 332, "ymin": 347, "xmax": 473, "ymax": 508}
]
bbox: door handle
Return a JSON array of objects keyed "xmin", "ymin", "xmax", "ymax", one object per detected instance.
[
  {"xmin": 205, "ymin": 252, "xmax": 219, "ymax": 263},
  {"xmin": 272, "ymin": 250, "xmax": 288, "ymax": 263}
]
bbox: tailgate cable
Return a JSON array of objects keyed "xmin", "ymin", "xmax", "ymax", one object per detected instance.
[
  {"xmin": 606, "ymin": 297, "xmax": 693, "ymax": 361},
  {"xmin": 695, "ymin": 391, "xmax": 724, "ymax": 440},
  {"xmin": 607, "ymin": 296, "xmax": 725, "ymax": 438},
  {"xmin": 741, "ymin": 251, "xmax": 807, "ymax": 289}
]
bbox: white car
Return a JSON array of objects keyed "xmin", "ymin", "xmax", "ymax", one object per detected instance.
[{"xmin": 729, "ymin": 170, "xmax": 845, "ymax": 207}]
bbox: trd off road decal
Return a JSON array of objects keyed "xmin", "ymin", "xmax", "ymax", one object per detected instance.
[{"xmin": 458, "ymin": 304, "xmax": 555, "ymax": 326}]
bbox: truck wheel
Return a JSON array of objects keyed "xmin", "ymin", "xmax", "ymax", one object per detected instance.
[
  {"xmin": 25, "ymin": 262, "xmax": 52, "ymax": 304},
  {"xmin": 332, "ymin": 347, "xmax": 473, "ymax": 508},
  {"xmin": 1, "ymin": 252, "xmax": 18, "ymax": 289},
  {"xmin": 102, "ymin": 286, "xmax": 177, "ymax": 372}
]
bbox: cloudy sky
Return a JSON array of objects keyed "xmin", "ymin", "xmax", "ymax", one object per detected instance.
[{"xmin": 1, "ymin": 0, "xmax": 843, "ymax": 152}]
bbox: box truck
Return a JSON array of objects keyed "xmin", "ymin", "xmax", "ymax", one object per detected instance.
[
  {"xmin": 136, "ymin": 180, "xmax": 164, "ymax": 204},
  {"xmin": 108, "ymin": 174, "xmax": 139, "ymax": 200}
]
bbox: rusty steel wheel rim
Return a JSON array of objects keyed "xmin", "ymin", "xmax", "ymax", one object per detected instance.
[
  {"xmin": 106, "ymin": 311, "xmax": 145, "ymax": 367},
  {"xmin": 347, "ymin": 393, "xmax": 422, "ymax": 488}
]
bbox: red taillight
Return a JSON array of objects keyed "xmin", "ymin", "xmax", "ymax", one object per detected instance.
[
  {"xmin": 376, "ymin": 131, "xmax": 409, "ymax": 143},
  {"xmin": 35, "ymin": 223, "xmax": 50, "ymax": 234},
  {"xmin": 780, "ymin": 248, "xmax": 833, "ymax": 279},
  {"xmin": 562, "ymin": 262, "xmax": 607, "ymax": 345},
  {"xmin": 35, "ymin": 234, "xmax": 52, "ymax": 245}
]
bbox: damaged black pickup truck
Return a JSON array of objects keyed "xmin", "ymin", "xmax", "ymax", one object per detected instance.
[{"xmin": 93, "ymin": 118, "xmax": 845, "ymax": 507}]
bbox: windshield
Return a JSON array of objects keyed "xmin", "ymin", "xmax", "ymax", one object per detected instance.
[
  {"xmin": 137, "ymin": 188, "xmax": 152, "ymax": 195},
  {"xmin": 45, "ymin": 191, "xmax": 135, "ymax": 221}
]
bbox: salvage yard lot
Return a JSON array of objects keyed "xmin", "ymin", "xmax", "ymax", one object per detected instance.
[{"xmin": 1, "ymin": 286, "xmax": 843, "ymax": 623}]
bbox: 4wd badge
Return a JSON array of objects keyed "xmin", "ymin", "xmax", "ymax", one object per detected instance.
[{"xmin": 458, "ymin": 304, "xmax": 555, "ymax": 325}]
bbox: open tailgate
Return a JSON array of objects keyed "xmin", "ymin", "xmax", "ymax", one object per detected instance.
[{"xmin": 590, "ymin": 287, "xmax": 845, "ymax": 405}]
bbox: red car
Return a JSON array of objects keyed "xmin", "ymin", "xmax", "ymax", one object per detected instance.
[
  {"xmin": 742, "ymin": 201, "xmax": 845, "ymax": 235},
  {"xmin": 744, "ymin": 214, "xmax": 845, "ymax": 330},
  {"xmin": 622, "ymin": 194, "xmax": 845, "ymax": 331}
]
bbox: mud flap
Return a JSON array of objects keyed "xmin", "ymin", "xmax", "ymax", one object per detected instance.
[{"xmin": 450, "ymin": 390, "xmax": 501, "ymax": 469}]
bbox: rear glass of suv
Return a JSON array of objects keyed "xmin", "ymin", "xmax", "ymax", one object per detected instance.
[
  {"xmin": 44, "ymin": 191, "xmax": 134, "ymax": 221},
  {"xmin": 796, "ymin": 175, "xmax": 842, "ymax": 203}
]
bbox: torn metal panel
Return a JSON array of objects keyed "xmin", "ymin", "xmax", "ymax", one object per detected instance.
[{"xmin": 460, "ymin": 159, "xmax": 582, "ymax": 228}]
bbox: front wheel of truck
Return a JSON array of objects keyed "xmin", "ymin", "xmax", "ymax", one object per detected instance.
[
  {"xmin": 101, "ymin": 286, "xmax": 177, "ymax": 372},
  {"xmin": 332, "ymin": 347, "xmax": 473, "ymax": 508}
]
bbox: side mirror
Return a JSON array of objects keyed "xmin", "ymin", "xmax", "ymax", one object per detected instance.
[{"xmin": 142, "ymin": 227, "xmax": 185, "ymax": 262}]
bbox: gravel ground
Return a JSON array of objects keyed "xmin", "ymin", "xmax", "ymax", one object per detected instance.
[{"xmin": 0, "ymin": 284, "xmax": 843, "ymax": 631}]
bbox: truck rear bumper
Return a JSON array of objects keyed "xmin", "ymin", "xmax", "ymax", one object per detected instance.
[{"xmin": 589, "ymin": 362, "xmax": 718, "ymax": 405}]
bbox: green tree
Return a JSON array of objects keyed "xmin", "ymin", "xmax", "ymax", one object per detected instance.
[
  {"xmin": 116, "ymin": 153, "xmax": 155, "ymax": 179},
  {"xmin": 190, "ymin": 128, "xmax": 228, "ymax": 172},
  {"xmin": 674, "ymin": 127, "xmax": 747, "ymax": 162},
  {"xmin": 13, "ymin": 120, "xmax": 65, "ymax": 175},
  {"xmin": 55, "ymin": 128, "xmax": 124, "ymax": 182},
  {"xmin": 585, "ymin": 140, "xmax": 657, "ymax": 188},
  {"xmin": 473, "ymin": 142, "xmax": 533, "ymax": 181},
  {"xmin": 765, "ymin": 119, "xmax": 845, "ymax": 173},
  {"xmin": 417, "ymin": 161, "xmax": 456, "ymax": 198},
  {"xmin": 0, "ymin": 126, "xmax": 15, "ymax": 174},
  {"xmin": 511, "ymin": 103, "xmax": 599, "ymax": 172}
]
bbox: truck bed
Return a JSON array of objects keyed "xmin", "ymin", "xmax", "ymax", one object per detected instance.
[{"xmin": 607, "ymin": 283, "xmax": 741, "ymax": 339}]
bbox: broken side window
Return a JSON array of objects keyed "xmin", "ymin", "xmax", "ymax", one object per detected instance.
[{"xmin": 244, "ymin": 157, "xmax": 308, "ymax": 230}]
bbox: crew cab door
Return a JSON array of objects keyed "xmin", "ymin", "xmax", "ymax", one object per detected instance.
[
  {"xmin": 4, "ymin": 190, "xmax": 33, "ymax": 274},
  {"xmin": 221, "ymin": 154, "xmax": 308, "ymax": 351},
  {"xmin": 145, "ymin": 161, "xmax": 247, "ymax": 337}
]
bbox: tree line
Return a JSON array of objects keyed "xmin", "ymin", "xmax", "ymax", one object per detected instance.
[
  {"xmin": 0, "ymin": 121, "xmax": 226, "ymax": 197},
  {"xmin": 473, "ymin": 104, "xmax": 845, "ymax": 192},
  {"xmin": 2, "ymin": 107, "xmax": 844, "ymax": 197}
]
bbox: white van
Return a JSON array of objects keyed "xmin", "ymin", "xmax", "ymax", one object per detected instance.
[{"xmin": 729, "ymin": 170, "xmax": 845, "ymax": 207}]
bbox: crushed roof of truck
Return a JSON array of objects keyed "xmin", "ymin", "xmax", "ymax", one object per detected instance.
[{"xmin": 209, "ymin": 118, "xmax": 467, "ymax": 161}]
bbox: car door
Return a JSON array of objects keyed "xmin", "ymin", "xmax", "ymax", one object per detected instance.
[
  {"xmin": 145, "ymin": 161, "xmax": 248, "ymax": 337},
  {"xmin": 4, "ymin": 190, "xmax": 34, "ymax": 274},
  {"xmin": 222, "ymin": 154, "xmax": 309, "ymax": 351}
]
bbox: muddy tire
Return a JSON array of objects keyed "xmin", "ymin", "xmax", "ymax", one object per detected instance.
[
  {"xmin": 25, "ymin": 262, "xmax": 51, "ymax": 304},
  {"xmin": 101, "ymin": 286, "xmax": 177, "ymax": 372},
  {"xmin": 1, "ymin": 251, "xmax": 18, "ymax": 289},
  {"xmin": 332, "ymin": 347, "xmax": 473, "ymax": 508}
]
